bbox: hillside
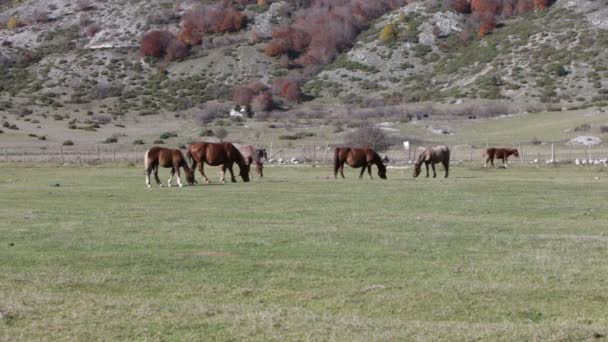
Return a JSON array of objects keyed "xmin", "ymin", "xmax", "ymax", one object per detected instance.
[{"xmin": 1, "ymin": 0, "xmax": 608, "ymax": 150}]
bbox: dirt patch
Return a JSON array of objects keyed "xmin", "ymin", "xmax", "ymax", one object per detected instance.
[{"xmin": 192, "ymin": 250, "xmax": 237, "ymax": 257}]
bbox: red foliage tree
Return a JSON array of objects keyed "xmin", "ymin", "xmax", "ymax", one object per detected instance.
[
  {"xmin": 140, "ymin": 30, "xmax": 186, "ymax": 61},
  {"xmin": 515, "ymin": 0, "xmax": 535, "ymax": 14},
  {"xmin": 251, "ymin": 91, "xmax": 274, "ymax": 112},
  {"xmin": 178, "ymin": 4, "xmax": 247, "ymax": 46},
  {"xmin": 233, "ymin": 86, "xmax": 255, "ymax": 106},
  {"xmin": 533, "ymin": 0, "xmax": 550, "ymax": 10},
  {"xmin": 140, "ymin": 31, "xmax": 172, "ymax": 58},
  {"xmin": 447, "ymin": 0, "xmax": 471, "ymax": 13}
]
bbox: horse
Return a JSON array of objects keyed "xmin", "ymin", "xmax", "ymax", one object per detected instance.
[
  {"xmin": 233, "ymin": 144, "xmax": 268, "ymax": 177},
  {"xmin": 144, "ymin": 147, "xmax": 195, "ymax": 188},
  {"xmin": 187, "ymin": 142, "xmax": 250, "ymax": 183},
  {"xmin": 334, "ymin": 147, "xmax": 387, "ymax": 179},
  {"xmin": 484, "ymin": 147, "xmax": 519, "ymax": 168},
  {"xmin": 413, "ymin": 145, "xmax": 450, "ymax": 178}
]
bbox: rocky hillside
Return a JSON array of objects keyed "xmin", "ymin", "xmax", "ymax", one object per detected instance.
[
  {"xmin": 0, "ymin": 0, "xmax": 607, "ymax": 120},
  {"xmin": 308, "ymin": 0, "xmax": 608, "ymax": 109}
]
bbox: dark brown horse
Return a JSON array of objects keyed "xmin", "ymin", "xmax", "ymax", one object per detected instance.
[
  {"xmin": 413, "ymin": 145, "xmax": 450, "ymax": 178},
  {"xmin": 234, "ymin": 144, "xmax": 268, "ymax": 177},
  {"xmin": 334, "ymin": 147, "xmax": 387, "ymax": 179},
  {"xmin": 187, "ymin": 142, "xmax": 250, "ymax": 183},
  {"xmin": 484, "ymin": 147, "xmax": 519, "ymax": 168},
  {"xmin": 144, "ymin": 147, "xmax": 195, "ymax": 188}
]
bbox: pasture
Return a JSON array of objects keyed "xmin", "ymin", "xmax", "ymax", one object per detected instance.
[{"xmin": 1, "ymin": 164, "xmax": 607, "ymax": 340}]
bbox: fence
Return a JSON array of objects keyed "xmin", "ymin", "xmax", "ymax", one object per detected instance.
[{"xmin": 2, "ymin": 143, "xmax": 608, "ymax": 166}]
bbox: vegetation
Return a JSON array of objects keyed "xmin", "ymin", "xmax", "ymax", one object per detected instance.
[{"xmin": 1, "ymin": 165, "xmax": 607, "ymax": 340}]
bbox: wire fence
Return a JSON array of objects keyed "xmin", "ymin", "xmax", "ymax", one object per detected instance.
[{"xmin": 2, "ymin": 143, "xmax": 608, "ymax": 166}]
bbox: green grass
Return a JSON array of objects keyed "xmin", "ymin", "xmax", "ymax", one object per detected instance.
[{"xmin": 1, "ymin": 164, "xmax": 608, "ymax": 340}]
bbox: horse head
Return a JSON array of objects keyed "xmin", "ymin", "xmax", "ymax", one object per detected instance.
[
  {"xmin": 513, "ymin": 149, "xmax": 520, "ymax": 158},
  {"xmin": 240, "ymin": 164, "xmax": 251, "ymax": 182},
  {"xmin": 256, "ymin": 148, "xmax": 268, "ymax": 162},
  {"xmin": 412, "ymin": 160, "xmax": 422, "ymax": 178}
]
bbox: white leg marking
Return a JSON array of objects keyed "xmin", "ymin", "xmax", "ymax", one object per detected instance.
[
  {"xmin": 146, "ymin": 175, "xmax": 150, "ymax": 187},
  {"xmin": 177, "ymin": 176, "xmax": 183, "ymax": 187}
]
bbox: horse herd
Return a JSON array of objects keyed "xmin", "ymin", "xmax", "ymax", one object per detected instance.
[{"xmin": 144, "ymin": 142, "xmax": 520, "ymax": 187}]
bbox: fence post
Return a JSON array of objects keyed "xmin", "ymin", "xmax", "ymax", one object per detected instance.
[
  {"xmin": 22, "ymin": 148, "xmax": 25, "ymax": 163},
  {"xmin": 551, "ymin": 143, "xmax": 555, "ymax": 162},
  {"xmin": 312, "ymin": 144, "xmax": 316, "ymax": 167},
  {"xmin": 4, "ymin": 147, "xmax": 7, "ymax": 162},
  {"xmin": 134, "ymin": 146, "xmax": 137, "ymax": 164},
  {"xmin": 113, "ymin": 146, "xmax": 116, "ymax": 163},
  {"xmin": 97, "ymin": 145, "xmax": 100, "ymax": 160}
]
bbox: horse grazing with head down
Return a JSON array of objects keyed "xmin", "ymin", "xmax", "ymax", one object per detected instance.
[
  {"xmin": 233, "ymin": 144, "xmax": 268, "ymax": 177},
  {"xmin": 187, "ymin": 142, "xmax": 250, "ymax": 183},
  {"xmin": 413, "ymin": 145, "xmax": 450, "ymax": 178},
  {"xmin": 484, "ymin": 147, "xmax": 519, "ymax": 168},
  {"xmin": 334, "ymin": 147, "xmax": 387, "ymax": 179},
  {"xmin": 144, "ymin": 147, "xmax": 195, "ymax": 188}
]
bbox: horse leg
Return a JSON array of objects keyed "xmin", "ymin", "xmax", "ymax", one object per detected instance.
[
  {"xmin": 227, "ymin": 163, "xmax": 236, "ymax": 183},
  {"xmin": 484, "ymin": 156, "xmax": 489, "ymax": 168},
  {"xmin": 490, "ymin": 157, "xmax": 495, "ymax": 168},
  {"xmin": 175, "ymin": 164, "xmax": 183, "ymax": 187},
  {"xmin": 425, "ymin": 163, "xmax": 430, "ymax": 178},
  {"xmin": 340, "ymin": 164, "xmax": 346, "ymax": 179},
  {"xmin": 503, "ymin": 157, "xmax": 508, "ymax": 169},
  {"xmin": 219, "ymin": 165, "xmax": 226, "ymax": 184},
  {"xmin": 146, "ymin": 167, "xmax": 152, "ymax": 188},
  {"xmin": 167, "ymin": 168, "xmax": 174, "ymax": 187},
  {"xmin": 368, "ymin": 163, "xmax": 373, "ymax": 179},
  {"xmin": 431, "ymin": 163, "xmax": 437, "ymax": 178},
  {"xmin": 359, "ymin": 165, "xmax": 366, "ymax": 179},
  {"xmin": 198, "ymin": 162, "xmax": 210, "ymax": 184},
  {"xmin": 154, "ymin": 165, "xmax": 162, "ymax": 187},
  {"xmin": 443, "ymin": 161, "xmax": 449, "ymax": 178}
]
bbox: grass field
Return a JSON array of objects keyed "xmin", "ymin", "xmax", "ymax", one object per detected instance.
[{"xmin": 1, "ymin": 164, "xmax": 608, "ymax": 340}]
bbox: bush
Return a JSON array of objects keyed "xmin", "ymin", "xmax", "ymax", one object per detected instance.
[
  {"xmin": 194, "ymin": 103, "xmax": 230, "ymax": 125},
  {"xmin": 213, "ymin": 127, "xmax": 228, "ymax": 141},
  {"xmin": 7, "ymin": 16, "xmax": 19, "ymax": 30},
  {"xmin": 133, "ymin": 139, "xmax": 145, "ymax": 145},
  {"xmin": 159, "ymin": 132, "xmax": 178, "ymax": 139},
  {"xmin": 379, "ymin": 24, "xmax": 396, "ymax": 42},
  {"xmin": 103, "ymin": 137, "xmax": 118, "ymax": 144},
  {"xmin": 251, "ymin": 92, "xmax": 274, "ymax": 112},
  {"xmin": 153, "ymin": 139, "xmax": 165, "ymax": 144},
  {"xmin": 178, "ymin": 4, "xmax": 247, "ymax": 46},
  {"xmin": 600, "ymin": 125, "xmax": 608, "ymax": 133},
  {"xmin": 140, "ymin": 30, "xmax": 186, "ymax": 61},
  {"xmin": 233, "ymin": 86, "xmax": 255, "ymax": 106},
  {"xmin": 200, "ymin": 129, "xmax": 214, "ymax": 136},
  {"xmin": 344, "ymin": 126, "xmax": 388, "ymax": 151},
  {"xmin": 272, "ymin": 78, "xmax": 302, "ymax": 103},
  {"xmin": 62, "ymin": 140, "xmax": 74, "ymax": 146}
]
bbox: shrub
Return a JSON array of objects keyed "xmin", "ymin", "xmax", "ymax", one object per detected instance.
[
  {"xmin": 251, "ymin": 92, "xmax": 274, "ymax": 112},
  {"xmin": 447, "ymin": 0, "xmax": 472, "ymax": 13},
  {"xmin": 159, "ymin": 132, "xmax": 178, "ymax": 139},
  {"xmin": 133, "ymin": 139, "xmax": 145, "ymax": 145},
  {"xmin": 272, "ymin": 78, "xmax": 301, "ymax": 103},
  {"xmin": 103, "ymin": 137, "xmax": 118, "ymax": 144},
  {"xmin": 344, "ymin": 126, "xmax": 388, "ymax": 151},
  {"xmin": 178, "ymin": 4, "xmax": 247, "ymax": 46},
  {"xmin": 85, "ymin": 23, "xmax": 101, "ymax": 37},
  {"xmin": 574, "ymin": 123, "xmax": 591, "ymax": 132},
  {"xmin": 7, "ymin": 16, "xmax": 19, "ymax": 30},
  {"xmin": 140, "ymin": 30, "xmax": 186, "ymax": 61},
  {"xmin": 199, "ymin": 129, "xmax": 214, "ymax": 136},
  {"xmin": 62, "ymin": 140, "xmax": 74, "ymax": 146},
  {"xmin": 90, "ymin": 114, "xmax": 112, "ymax": 124},
  {"xmin": 194, "ymin": 102, "xmax": 230, "ymax": 125},
  {"xmin": 233, "ymin": 86, "xmax": 255, "ymax": 106},
  {"xmin": 153, "ymin": 139, "xmax": 165, "ymax": 144},
  {"xmin": 379, "ymin": 24, "xmax": 396, "ymax": 42},
  {"xmin": 600, "ymin": 125, "xmax": 608, "ymax": 133},
  {"xmin": 213, "ymin": 127, "xmax": 228, "ymax": 141}
]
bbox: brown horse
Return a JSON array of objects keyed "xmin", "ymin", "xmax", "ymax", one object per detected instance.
[
  {"xmin": 413, "ymin": 145, "xmax": 450, "ymax": 178},
  {"xmin": 144, "ymin": 147, "xmax": 195, "ymax": 188},
  {"xmin": 484, "ymin": 147, "xmax": 519, "ymax": 168},
  {"xmin": 234, "ymin": 144, "xmax": 268, "ymax": 177},
  {"xmin": 334, "ymin": 147, "xmax": 387, "ymax": 179},
  {"xmin": 187, "ymin": 142, "xmax": 250, "ymax": 183}
]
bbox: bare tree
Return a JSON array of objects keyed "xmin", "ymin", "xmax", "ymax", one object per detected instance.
[{"xmin": 344, "ymin": 126, "xmax": 388, "ymax": 151}]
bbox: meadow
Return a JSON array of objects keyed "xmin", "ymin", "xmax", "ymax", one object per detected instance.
[{"xmin": 1, "ymin": 163, "xmax": 607, "ymax": 340}]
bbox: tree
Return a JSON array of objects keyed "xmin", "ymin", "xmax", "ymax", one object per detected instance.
[
  {"xmin": 213, "ymin": 127, "xmax": 228, "ymax": 141},
  {"xmin": 344, "ymin": 127, "xmax": 388, "ymax": 152},
  {"xmin": 251, "ymin": 92, "xmax": 274, "ymax": 112},
  {"xmin": 140, "ymin": 31, "xmax": 186, "ymax": 61},
  {"xmin": 233, "ymin": 86, "xmax": 255, "ymax": 106}
]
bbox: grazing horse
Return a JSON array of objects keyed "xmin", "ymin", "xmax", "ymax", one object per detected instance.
[
  {"xmin": 234, "ymin": 144, "xmax": 268, "ymax": 177},
  {"xmin": 413, "ymin": 145, "xmax": 450, "ymax": 178},
  {"xmin": 334, "ymin": 147, "xmax": 387, "ymax": 179},
  {"xmin": 187, "ymin": 142, "xmax": 250, "ymax": 183},
  {"xmin": 484, "ymin": 147, "xmax": 519, "ymax": 168},
  {"xmin": 144, "ymin": 147, "xmax": 195, "ymax": 188}
]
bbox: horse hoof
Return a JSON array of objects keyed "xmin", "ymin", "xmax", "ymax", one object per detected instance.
[
  {"xmin": 159, "ymin": 184, "xmax": 164, "ymax": 187},
  {"xmin": 179, "ymin": 184, "xmax": 183, "ymax": 188},
  {"xmin": 168, "ymin": 184, "xmax": 172, "ymax": 188},
  {"xmin": 147, "ymin": 184, "xmax": 151, "ymax": 188}
]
